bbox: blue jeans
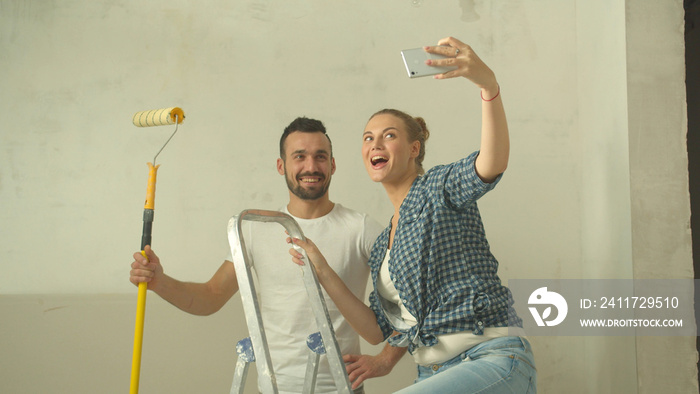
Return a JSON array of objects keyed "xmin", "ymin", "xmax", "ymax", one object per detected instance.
[{"xmin": 395, "ymin": 336, "xmax": 536, "ymax": 394}]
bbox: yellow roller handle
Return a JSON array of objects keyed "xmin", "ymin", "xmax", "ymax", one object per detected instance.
[
  {"xmin": 131, "ymin": 163, "xmax": 160, "ymax": 394},
  {"xmin": 130, "ymin": 274, "xmax": 148, "ymax": 394},
  {"xmin": 144, "ymin": 163, "xmax": 159, "ymax": 209}
]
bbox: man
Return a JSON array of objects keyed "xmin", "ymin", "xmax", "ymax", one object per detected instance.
[{"xmin": 130, "ymin": 117, "xmax": 406, "ymax": 393}]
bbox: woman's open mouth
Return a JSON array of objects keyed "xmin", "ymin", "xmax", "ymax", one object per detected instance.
[{"xmin": 370, "ymin": 155, "xmax": 388, "ymax": 169}]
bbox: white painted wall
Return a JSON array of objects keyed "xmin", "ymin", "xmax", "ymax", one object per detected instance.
[
  {"xmin": 0, "ymin": 0, "xmax": 695, "ymax": 393},
  {"xmin": 2, "ymin": 0, "xmax": 604, "ymax": 295}
]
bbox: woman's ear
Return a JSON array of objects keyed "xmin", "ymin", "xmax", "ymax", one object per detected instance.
[{"xmin": 410, "ymin": 140, "xmax": 421, "ymax": 159}]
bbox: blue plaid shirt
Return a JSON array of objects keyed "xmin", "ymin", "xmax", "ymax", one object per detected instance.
[{"xmin": 368, "ymin": 151, "xmax": 522, "ymax": 353}]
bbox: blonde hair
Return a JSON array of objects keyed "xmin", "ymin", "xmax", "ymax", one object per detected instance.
[{"xmin": 369, "ymin": 109, "xmax": 430, "ymax": 174}]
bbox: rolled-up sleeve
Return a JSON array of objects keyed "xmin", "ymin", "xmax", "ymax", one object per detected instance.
[{"xmin": 442, "ymin": 151, "xmax": 502, "ymax": 211}]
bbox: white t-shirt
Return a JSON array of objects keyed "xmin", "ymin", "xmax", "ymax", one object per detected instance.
[{"xmin": 226, "ymin": 204, "xmax": 383, "ymax": 393}]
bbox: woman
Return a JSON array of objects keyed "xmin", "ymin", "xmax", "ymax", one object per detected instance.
[{"xmin": 290, "ymin": 36, "xmax": 536, "ymax": 393}]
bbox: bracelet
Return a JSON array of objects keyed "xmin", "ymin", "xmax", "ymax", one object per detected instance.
[{"xmin": 481, "ymin": 85, "xmax": 500, "ymax": 102}]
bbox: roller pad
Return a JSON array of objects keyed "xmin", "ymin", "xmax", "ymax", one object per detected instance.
[{"xmin": 132, "ymin": 107, "xmax": 185, "ymax": 127}]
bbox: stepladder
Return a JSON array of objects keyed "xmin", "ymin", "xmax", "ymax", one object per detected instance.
[{"xmin": 227, "ymin": 209, "xmax": 353, "ymax": 394}]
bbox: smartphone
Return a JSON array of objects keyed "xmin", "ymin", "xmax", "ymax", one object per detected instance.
[{"xmin": 401, "ymin": 46, "xmax": 457, "ymax": 78}]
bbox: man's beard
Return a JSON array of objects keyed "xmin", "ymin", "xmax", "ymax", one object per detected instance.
[{"xmin": 285, "ymin": 170, "xmax": 331, "ymax": 200}]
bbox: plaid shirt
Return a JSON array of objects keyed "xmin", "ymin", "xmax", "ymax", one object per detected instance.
[{"xmin": 368, "ymin": 151, "xmax": 522, "ymax": 354}]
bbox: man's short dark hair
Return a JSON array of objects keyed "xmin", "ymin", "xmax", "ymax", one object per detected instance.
[{"xmin": 279, "ymin": 117, "xmax": 333, "ymax": 159}]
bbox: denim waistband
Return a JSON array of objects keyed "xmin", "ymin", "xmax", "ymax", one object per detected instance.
[{"xmin": 419, "ymin": 336, "xmax": 533, "ymax": 370}]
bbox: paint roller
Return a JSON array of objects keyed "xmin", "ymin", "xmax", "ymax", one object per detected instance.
[{"xmin": 130, "ymin": 107, "xmax": 184, "ymax": 394}]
